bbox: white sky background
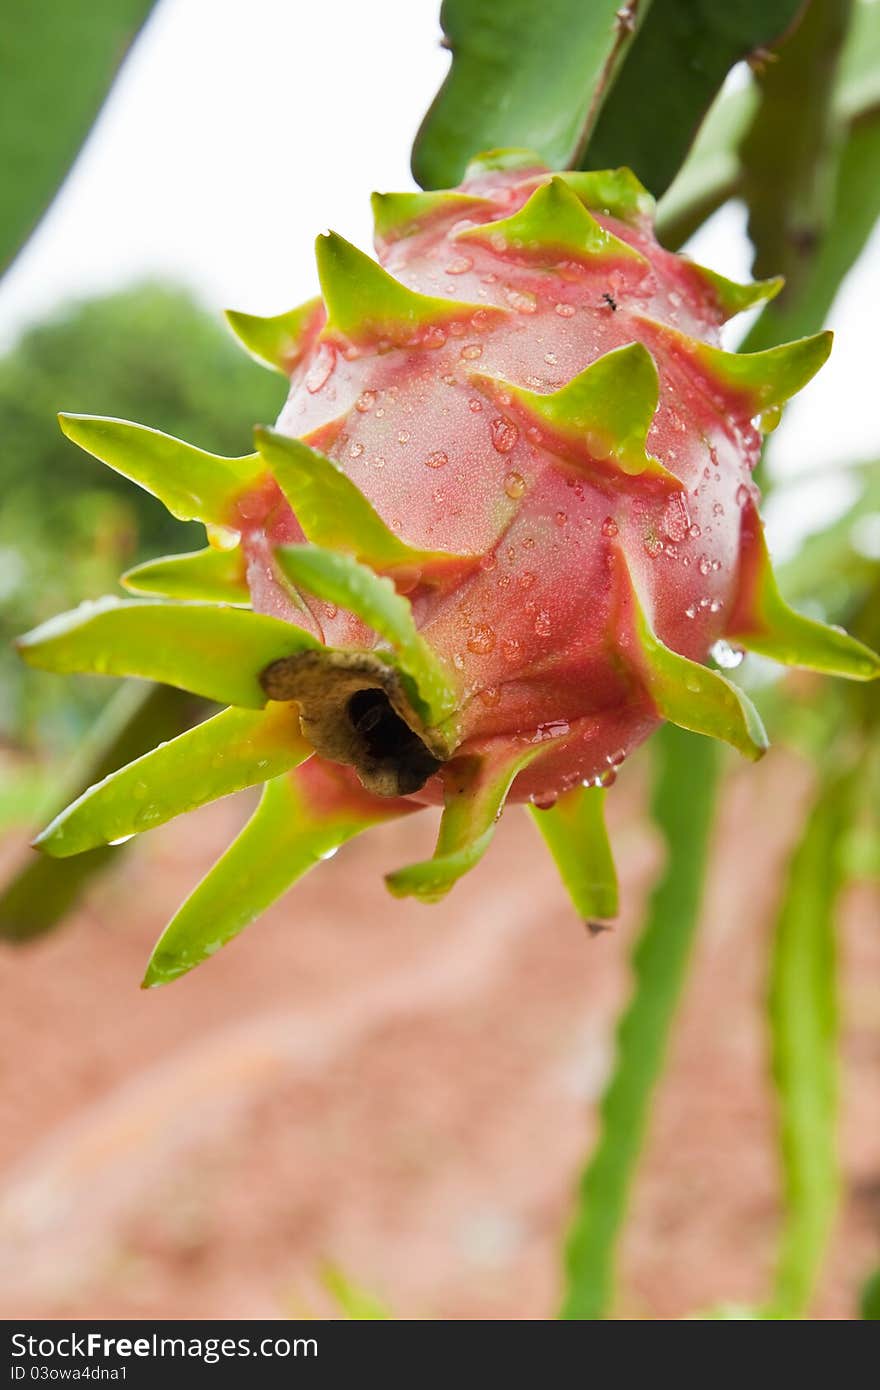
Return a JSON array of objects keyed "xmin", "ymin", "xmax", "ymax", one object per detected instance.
[{"xmin": 1, "ymin": 0, "xmax": 878, "ymax": 552}]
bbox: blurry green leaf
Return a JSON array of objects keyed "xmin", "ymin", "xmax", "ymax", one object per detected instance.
[
  {"xmin": 528, "ymin": 785, "xmax": 619, "ymax": 921},
  {"xmin": 276, "ymin": 546, "xmax": 457, "ymax": 726},
  {"xmin": 0, "ymin": 2, "xmax": 156, "ymax": 272},
  {"xmin": 412, "ymin": 0, "xmax": 646, "ymax": 188},
  {"xmin": 17, "ymin": 598, "xmax": 319, "ymax": 708},
  {"xmin": 656, "ymin": 87, "xmax": 757, "ymax": 249},
  {"xmin": 413, "ymin": 0, "xmax": 802, "ymax": 195},
  {"xmin": 764, "ymin": 771, "xmax": 851, "ymax": 1320},
  {"xmin": 35, "ymin": 703, "xmax": 310, "ymax": 858},
  {"xmin": 321, "ymin": 1265, "xmax": 392, "ymax": 1320},
  {"xmin": 0, "ymin": 682, "xmax": 198, "ymax": 942},
  {"xmin": 740, "ymin": 0, "xmax": 854, "ymax": 297},
  {"xmin": 559, "ymin": 726, "xmax": 720, "ymax": 1319},
  {"xmin": 585, "ymin": 0, "xmax": 804, "ymax": 197},
  {"xmin": 744, "ymin": 119, "xmax": 880, "ymax": 352},
  {"xmin": 836, "ymin": 0, "xmax": 880, "ymax": 122},
  {"xmin": 861, "ymin": 1267, "xmax": 880, "ymax": 1319}
]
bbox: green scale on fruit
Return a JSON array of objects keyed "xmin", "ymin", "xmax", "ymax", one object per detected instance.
[{"xmin": 18, "ymin": 150, "xmax": 878, "ymax": 986}]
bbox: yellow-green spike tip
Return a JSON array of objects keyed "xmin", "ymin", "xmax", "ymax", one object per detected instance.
[
  {"xmin": 472, "ymin": 343, "xmax": 676, "ymax": 485},
  {"xmin": 224, "ymin": 296, "xmax": 323, "ymax": 374},
  {"xmin": 58, "ymin": 414, "xmax": 264, "ymax": 527},
  {"xmin": 456, "ymin": 177, "xmax": 647, "ymax": 267},
  {"xmin": 315, "ymin": 231, "xmax": 497, "ymax": 347},
  {"xmin": 726, "ymin": 502, "xmax": 880, "ymax": 680}
]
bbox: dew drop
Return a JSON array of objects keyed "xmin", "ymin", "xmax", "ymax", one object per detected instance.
[
  {"xmin": 687, "ymin": 523, "xmax": 702, "ymax": 540},
  {"xmin": 422, "ymin": 325, "xmax": 447, "ymax": 349},
  {"xmin": 502, "ymin": 637, "xmax": 522, "ymax": 663},
  {"xmin": 446, "ymin": 256, "xmax": 473, "ymax": 275},
  {"xmin": 710, "ymin": 639, "xmax": 743, "ymax": 669},
  {"xmin": 355, "ymin": 389, "xmax": 377, "ymax": 413},
  {"xmin": 713, "ymin": 502, "xmax": 724, "ymax": 517},
  {"xmin": 554, "ymin": 302, "xmax": 575, "ymax": 318},
  {"xmin": 519, "ymin": 570, "xmax": 537, "ymax": 591},
  {"xmin": 503, "ymin": 285, "xmax": 538, "ymax": 314},
  {"xmin": 460, "ymin": 342, "xmax": 483, "ymax": 360},
  {"xmin": 467, "ymin": 623, "xmax": 496, "ymax": 655},
  {"xmin": 530, "ymin": 792, "xmax": 558, "ymax": 810},
  {"xmin": 206, "ymin": 523, "xmax": 241, "ymax": 551},
  {"xmin": 534, "ymin": 610, "xmax": 552, "ymax": 637},
  {"xmin": 492, "ymin": 418, "xmax": 520, "ymax": 454},
  {"xmin": 349, "ymin": 441, "xmax": 364, "ymax": 459},
  {"xmin": 555, "ymin": 511, "xmax": 568, "ymax": 527},
  {"xmin": 425, "ymin": 449, "xmax": 448, "ymax": 469},
  {"xmin": 468, "ymin": 397, "xmax": 483, "ymax": 413},
  {"xmin": 736, "ymin": 483, "xmax": 751, "ymax": 507},
  {"xmin": 479, "ymin": 551, "xmax": 497, "ymax": 571},
  {"xmin": 644, "ymin": 534, "xmax": 663, "ymax": 559},
  {"xmin": 685, "ymin": 604, "xmax": 697, "ymax": 619},
  {"xmin": 305, "ymin": 343, "xmax": 336, "ymax": 393},
  {"xmin": 662, "ymin": 492, "xmax": 690, "ymax": 543},
  {"xmin": 602, "ymin": 516, "xmax": 619, "ymax": 538},
  {"xmin": 109, "ymin": 834, "xmax": 135, "ymax": 847},
  {"xmin": 397, "ymin": 431, "xmax": 410, "ymax": 445},
  {"xmin": 503, "ymin": 470, "xmax": 526, "ymax": 499}
]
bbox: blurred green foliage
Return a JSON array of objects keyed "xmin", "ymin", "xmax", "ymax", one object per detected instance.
[{"xmin": 0, "ymin": 283, "xmax": 283, "ymax": 750}]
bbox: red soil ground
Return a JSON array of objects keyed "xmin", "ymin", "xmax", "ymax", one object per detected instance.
[{"xmin": 0, "ymin": 748, "xmax": 877, "ymax": 1320}]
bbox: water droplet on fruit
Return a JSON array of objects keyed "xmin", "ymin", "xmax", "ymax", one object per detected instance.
[
  {"xmin": 698, "ymin": 554, "xmax": 712, "ymax": 576},
  {"xmin": 519, "ymin": 570, "xmax": 537, "ymax": 590},
  {"xmin": 425, "ymin": 449, "xmax": 448, "ymax": 469},
  {"xmin": 736, "ymin": 483, "xmax": 751, "ymax": 507},
  {"xmin": 503, "ymin": 470, "xmax": 526, "ymax": 499},
  {"xmin": 504, "ymin": 285, "xmax": 538, "ymax": 314},
  {"xmin": 468, "ymin": 397, "xmax": 483, "ymax": 413},
  {"xmin": 305, "ymin": 343, "xmax": 336, "ymax": 393},
  {"xmin": 713, "ymin": 502, "xmax": 724, "ymax": 517},
  {"xmin": 710, "ymin": 639, "xmax": 743, "ymax": 669},
  {"xmin": 544, "ymin": 352, "xmax": 558, "ymax": 365},
  {"xmin": 555, "ymin": 511, "xmax": 568, "ymax": 527},
  {"xmin": 467, "ymin": 623, "xmax": 496, "ymax": 654},
  {"xmin": 349, "ymin": 441, "xmax": 364, "ymax": 459},
  {"xmin": 530, "ymin": 792, "xmax": 558, "ymax": 810},
  {"xmin": 687, "ymin": 523, "xmax": 702, "ymax": 540},
  {"xmin": 662, "ymin": 492, "xmax": 690, "ymax": 542},
  {"xmin": 644, "ymin": 534, "xmax": 663, "ymax": 559},
  {"xmin": 479, "ymin": 551, "xmax": 497, "ymax": 571},
  {"xmin": 492, "ymin": 418, "xmax": 519, "ymax": 454},
  {"xmin": 460, "ymin": 342, "xmax": 483, "ymax": 360},
  {"xmin": 602, "ymin": 517, "xmax": 619, "ymax": 538},
  {"xmin": 685, "ymin": 604, "xmax": 697, "ymax": 619},
  {"xmin": 446, "ymin": 256, "xmax": 473, "ymax": 275},
  {"xmin": 479, "ymin": 685, "xmax": 501, "ymax": 707},
  {"xmin": 109, "ymin": 834, "xmax": 135, "ymax": 846},
  {"xmin": 502, "ymin": 637, "xmax": 522, "ymax": 663},
  {"xmin": 206, "ymin": 524, "xmax": 241, "ymax": 551},
  {"xmin": 534, "ymin": 610, "xmax": 552, "ymax": 637},
  {"xmin": 554, "ymin": 302, "xmax": 575, "ymax": 317},
  {"xmin": 397, "ymin": 431, "xmax": 410, "ymax": 445},
  {"xmin": 355, "ymin": 389, "xmax": 377, "ymax": 413},
  {"xmin": 422, "ymin": 326, "xmax": 447, "ymax": 349}
]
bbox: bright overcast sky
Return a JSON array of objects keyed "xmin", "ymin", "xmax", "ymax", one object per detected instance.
[{"xmin": 1, "ymin": 0, "xmax": 878, "ymax": 546}]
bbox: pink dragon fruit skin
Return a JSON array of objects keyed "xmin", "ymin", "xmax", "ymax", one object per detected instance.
[
  {"xmin": 19, "ymin": 151, "xmax": 878, "ymax": 984},
  {"xmin": 239, "ymin": 156, "xmax": 793, "ymax": 805}
]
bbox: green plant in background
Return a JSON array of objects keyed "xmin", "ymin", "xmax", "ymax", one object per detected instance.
[
  {"xmin": 1, "ymin": 0, "xmax": 878, "ymax": 1321},
  {"xmin": 0, "ymin": 284, "xmax": 283, "ymax": 749}
]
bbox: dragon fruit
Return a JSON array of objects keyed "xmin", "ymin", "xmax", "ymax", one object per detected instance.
[{"xmin": 18, "ymin": 150, "xmax": 878, "ymax": 986}]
